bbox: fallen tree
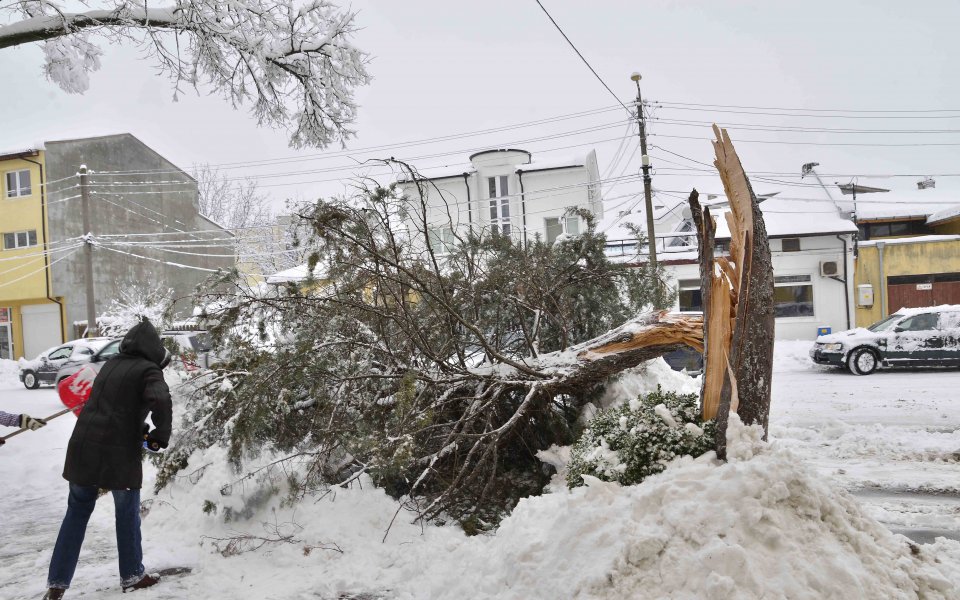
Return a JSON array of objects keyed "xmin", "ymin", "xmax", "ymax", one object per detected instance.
[{"xmin": 159, "ymin": 129, "xmax": 774, "ymax": 526}]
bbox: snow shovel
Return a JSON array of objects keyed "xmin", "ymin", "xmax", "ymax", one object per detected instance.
[{"xmin": 0, "ymin": 407, "xmax": 73, "ymax": 442}]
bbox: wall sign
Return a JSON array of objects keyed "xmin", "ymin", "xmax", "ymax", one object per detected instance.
[
  {"xmin": 0, "ymin": 307, "xmax": 10, "ymax": 323},
  {"xmin": 916, "ymin": 283, "xmax": 933, "ymax": 291}
]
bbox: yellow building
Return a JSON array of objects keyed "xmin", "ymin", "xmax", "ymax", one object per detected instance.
[
  {"xmin": 854, "ymin": 202, "xmax": 960, "ymax": 327},
  {"xmin": 0, "ymin": 148, "xmax": 67, "ymax": 360}
]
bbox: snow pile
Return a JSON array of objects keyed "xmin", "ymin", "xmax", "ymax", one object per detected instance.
[
  {"xmin": 599, "ymin": 357, "xmax": 701, "ymax": 408},
  {"xmin": 773, "ymin": 339, "xmax": 820, "ymax": 372},
  {"xmin": 438, "ymin": 416, "xmax": 960, "ymax": 599},
  {"xmin": 144, "ymin": 412, "xmax": 960, "ymax": 599},
  {"xmin": 0, "ymin": 358, "xmax": 19, "ymax": 386}
]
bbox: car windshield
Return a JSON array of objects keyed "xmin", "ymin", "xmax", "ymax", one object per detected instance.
[{"xmin": 867, "ymin": 314, "xmax": 901, "ymax": 332}]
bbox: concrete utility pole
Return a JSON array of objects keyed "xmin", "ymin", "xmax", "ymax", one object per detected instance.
[
  {"xmin": 632, "ymin": 72, "xmax": 657, "ymax": 269},
  {"xmin": 79, "ymin": 165, "xmax": 97, "ymax": 337}
]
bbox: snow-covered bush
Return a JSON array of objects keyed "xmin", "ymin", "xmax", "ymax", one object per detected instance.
[{"xmin": 567, "ymin": 387, "xmax": 715, "ymax": 487}]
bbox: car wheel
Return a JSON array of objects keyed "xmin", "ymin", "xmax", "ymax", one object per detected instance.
[
  {"xmin": 847, "ymin": 347, "xmax": 878, "ymax": 376},
  {"xmin": 23, "ymin": 370, "xmax": 40, "ymax": 389}
]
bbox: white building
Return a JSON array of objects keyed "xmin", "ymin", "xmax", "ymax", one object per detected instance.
[
  {"xmin": 610, "ymin": 195, "xmax": 858, "ymax": 340},
  {"xmin": 398, "ymin": 149, "xmax": 601, "ymax": 249}
]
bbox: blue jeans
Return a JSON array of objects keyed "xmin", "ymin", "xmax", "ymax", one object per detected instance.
[{"xmin": 47, "ymin": 483, "xmax": 145, "ymax": 589}]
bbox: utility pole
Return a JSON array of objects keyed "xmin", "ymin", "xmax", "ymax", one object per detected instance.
[
  {"xmin": 632, "ymin": 72, "xmax": 657, "ymax": 269},
  {"xmin": 79, "ymin": 165, "xmax": 97, "ymax": 337}
]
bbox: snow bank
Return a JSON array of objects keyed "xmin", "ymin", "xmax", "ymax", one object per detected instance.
[
  {"xmin": 145, "ymin": 413, "xmax": 960, "ymax": 599},
  {"xmin": 438, "ymin": 416, "xmax": 960, "ymax": 599},
  {"xmin": 0, "ymin": 358, "xmax": 19, "ymax": 386}
]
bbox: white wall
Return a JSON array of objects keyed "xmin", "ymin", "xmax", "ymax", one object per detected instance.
[{"xmin": 662, "ymin": 234, "xmax": 855, "ymax": 340}]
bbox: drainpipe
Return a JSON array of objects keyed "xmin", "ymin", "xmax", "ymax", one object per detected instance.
[
  {"xmin": 22, "ymin": 156, "xmax": 66, "ymax": 343},
  {"xmin": 835, "ymin": 234, "xmax": 851, "ymax": 330},
  {"xmin": 462, "ymin": 173, "xmax": 472, "ymax": 226},
  {"xmin": 876, "ymin": 241, "xmax": 887, "ymax": 318},
  {"xmin": 517, "ymin": 170, "xmax": 528, "ymax": 248}
]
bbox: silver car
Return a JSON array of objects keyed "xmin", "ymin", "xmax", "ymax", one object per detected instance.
[{"xmin": 54, "ymin": 338, "xmax": 123, "ymax": 385}]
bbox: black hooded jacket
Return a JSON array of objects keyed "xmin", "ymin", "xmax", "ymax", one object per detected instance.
[{"xmin": 63, "ymin": 320, "xmax": 172, "ymax": 490}]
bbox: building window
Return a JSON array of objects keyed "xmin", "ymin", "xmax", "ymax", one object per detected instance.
[
  {"xmin": 678, "ymin": 279, "xmax": 703, "ymax": 312},
  {"xmin": 428, "ymin": 226, "xmax": 455, "ymax": 254},
  {"xmin": 781, "ymin": 238, "xmax": 801, "ymax": 252},
  {"xmin": 544, "ymin": 215, "xmax": 580, "ymax": 245},
  {"xmin": 488, "ymin": 175, "xmax": 510, "ymax": 236},
  {"xmin": 857, "ymin": 220, "xmax": 931, "ymax": 240},
  {"xmin": 5, "ymin": 169, "xmax": 32, "ymax": 198},
  {"xmin": 3, "ymin": 230, "xmax": 38, "ymax": 250},
  {"xmin": 773, "ymin": 274, "xmax": 814, "ymax": 318},
  {"xmin": 668, "ymin": 219, "xmax": 697, "ymax": 248}
]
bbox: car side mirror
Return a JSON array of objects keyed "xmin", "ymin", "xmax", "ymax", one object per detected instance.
[
  {"xmin": 89, "ymin": 355, "xmax": 100, "ymax": 363},
  {"xmin": 893, "ymin": 326, "xmax": 904, "ymax": 333}
]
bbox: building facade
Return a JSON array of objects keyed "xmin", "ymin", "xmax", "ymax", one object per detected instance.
[
  {"xmin": 398, "ymin": 149, "xmax": 602, "ymax": 250},
  {"xmin": 0, "ymin": 134, "xmax": 234, "ymax": 359}
]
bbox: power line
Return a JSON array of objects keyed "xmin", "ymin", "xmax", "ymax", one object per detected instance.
[
  {"xmin": 649, "ymin": 104, "xmax": 960, "ymax": 120},
  {"xmin": 651, "ymin": 132, "xmax": 960, "ymax": 147},
  {"xmin": 652, "ymin": 100, "xmax": 960, "ymax": 114},
  {"xmin": 534, "ymin": 0, "xmax": 631, "ymax": 114}
]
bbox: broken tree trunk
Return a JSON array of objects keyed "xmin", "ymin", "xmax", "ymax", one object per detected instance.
[{"xmin": 689, "ymin": 126, "xmax": 775, "ymax": 459}]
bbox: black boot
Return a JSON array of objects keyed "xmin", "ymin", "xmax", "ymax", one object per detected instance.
[
  {"xmin": 122, "ymin": 573, "xmax": 160, "ymax": 593},
  {"xmin": 42, "ymin": 589, "xmax": 65, "ymax": 600}
]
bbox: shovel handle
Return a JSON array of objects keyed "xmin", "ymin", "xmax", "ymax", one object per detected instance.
[{"xmin": 0, "ymin": 407, "xmax": 74, "ymax": 442}]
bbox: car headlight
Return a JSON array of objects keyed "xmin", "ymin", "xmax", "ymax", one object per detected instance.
[{"xmin": 821, "ymin": 343, "xmax": 842, "ymax": 351}]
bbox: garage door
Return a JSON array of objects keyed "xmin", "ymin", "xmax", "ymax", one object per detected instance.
[
  {"xmin": 887, "ymin": 273, "xmax": 960, "ymax": 313},
  {"xmin": 21, "ymin": 303, "xmax": 62, "ymax": 359}
]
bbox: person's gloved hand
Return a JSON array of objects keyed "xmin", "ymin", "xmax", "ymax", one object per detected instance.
[
  {"xmin": 143, "ymin": 432, "xmax": 167, "ymax": 453},
  {"xmin": 19, "ymin": 414, "xmax": 47, "ymax": 431}
]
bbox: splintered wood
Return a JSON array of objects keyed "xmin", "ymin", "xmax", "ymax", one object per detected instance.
[{"xmin": 689, "ymin": 126, "xmax": 775, "ymax": 455}]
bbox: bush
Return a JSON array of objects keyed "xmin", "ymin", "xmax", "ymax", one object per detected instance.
[{"xmin": 567, "ymin": 387, "xmax": 715, "ymax": 487}]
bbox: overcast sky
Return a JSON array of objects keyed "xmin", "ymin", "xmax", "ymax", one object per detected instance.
[{"xmin": 2, "ymin": 0, "xmax": 959, "ymax": 222}]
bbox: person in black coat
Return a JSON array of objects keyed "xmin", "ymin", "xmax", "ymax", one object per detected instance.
[{"xmin": 44, "ymin": 320, "xmax": 173, "ymax": 599}]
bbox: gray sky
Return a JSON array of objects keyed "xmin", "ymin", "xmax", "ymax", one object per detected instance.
[{"xmin": 2, "ymin": 0, "xmax": 959, "ymax": 223}]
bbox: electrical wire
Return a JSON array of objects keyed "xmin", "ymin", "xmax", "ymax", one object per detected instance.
[
  {"xmin": 0, "ymin": 248, "xmax": 80, "ymax": 289},
  {"xmin": 533, "ymin": 0, "xmax": 630, "ymax": 114}
]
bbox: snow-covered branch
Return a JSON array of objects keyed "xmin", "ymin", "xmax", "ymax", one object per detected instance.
[{"xmin": 1, "ymin": 1, "xmax": 371, "ymax": 148}]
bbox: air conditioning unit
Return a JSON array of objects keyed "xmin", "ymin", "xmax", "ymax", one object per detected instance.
[{"xmin": 820, "ymin": 261, "xmax": 840, "ymax": 277}]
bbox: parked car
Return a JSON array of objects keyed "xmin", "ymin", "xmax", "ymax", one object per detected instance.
[
  {"xmin": 54, "ymin": 338, "xmax": 122, "ymax": 385},
  {"xmin": 161, "ymin": 330, "xmax": 218, "ymax": 369},
  {"xmin": 18, "ymin": 338, "xmax": 112, "ymax": 389},
  {"xmin": 810, "ymin": 305, "xmax": 960, "ymax": 375}
]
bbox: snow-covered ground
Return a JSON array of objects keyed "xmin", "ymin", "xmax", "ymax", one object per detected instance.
[{"xmin": 1, "ymin": 343, "xmax": 959, "ymax": 599}]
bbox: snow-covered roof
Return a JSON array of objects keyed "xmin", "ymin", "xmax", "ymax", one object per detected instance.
[
  {"xmin": 515, "ymin": 154, "xmax": 588, "ymax": 173},
  {"xmin": 891, "ymin": 304, "xmax": 960, "ymax": 316},
  {"xmin": 266, "ymin": 262, "xmax": 328, "ymax": 285},
  {"xmin": 852, "ymin": 187, "xmax": 960, "ymax": 221},
  {"xmin": 926, "ymin": 204, "xmax": 960, "ymax": 226},
  {"xmin": 0, "ymin": 147, "xmax": 42, "ymax": 160},
  {"xmin": 714, "ymin": 197, "xmax": 857, "ymax": 239},
  {"xmin": 859, "ymin": 234, "xmax": 960, "ymax": 247}
]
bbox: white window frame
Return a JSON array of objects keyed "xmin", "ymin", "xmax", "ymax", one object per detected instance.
[
  {"xmin": 544, "ymin": 214, "xmax": 580, "ymax": 245},
  {"xmin": 428, "ymin": 226, "xmax": 455, "ymax": 254},
  {"xmin": 773, "ymin": 274, "xmax": 815, "ymax": 320},
  {"xmin": 3, "ymin": 229, "xmax": 38, "ymax": 250},
  {"xmin": 488, "ymin": 175, "xmax": 511, "ymax": 236},
  {"xmin": 5, "ymin": 169, "xmax": 32, "ymax": 198}
]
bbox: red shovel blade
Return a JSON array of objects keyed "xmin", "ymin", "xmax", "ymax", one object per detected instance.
[{"xmin": 58, "ymin": 366, "xmax": 96, "ymax": 416}]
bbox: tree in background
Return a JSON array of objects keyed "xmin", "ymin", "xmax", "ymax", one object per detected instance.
[
  {"xmin": 0, "ymin": 1, "xmax": 371, "ymax": 148},
  {"xmin": 98, "ymin": 283, "xmax": 174, "ymax": 337}
]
